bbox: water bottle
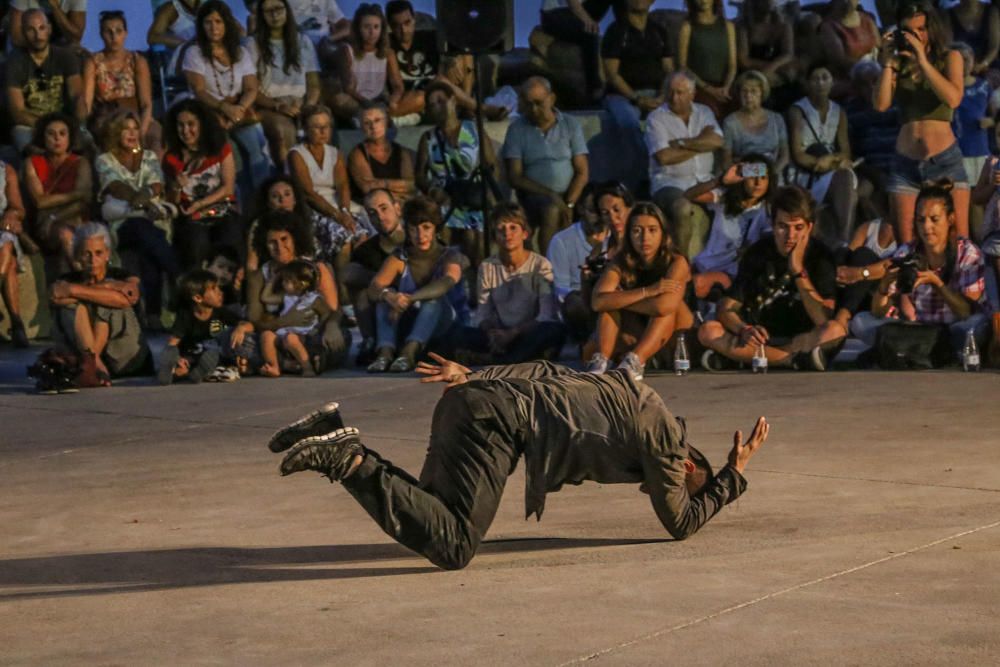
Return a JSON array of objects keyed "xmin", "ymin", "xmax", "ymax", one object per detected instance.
[
  {"xmin": 674, "ymin": 332, "xmax": 690, "ymax": 376},
  {"xmin": 962, "ymin": 330, "xmax": 980, "ymax": 372},
  {"xmin": 752, "ymin": 343, "xmax": 768, "ymax": 374}
]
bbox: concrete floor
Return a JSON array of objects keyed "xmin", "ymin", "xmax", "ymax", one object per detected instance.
[{"xmin": 1, "ymin": 345, "xmax": 999, "ymax": 666}]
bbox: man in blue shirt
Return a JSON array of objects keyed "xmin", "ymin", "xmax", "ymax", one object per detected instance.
[{"xmin": 502, "ymin": 76, "xmax": 589, "ymax": 255}]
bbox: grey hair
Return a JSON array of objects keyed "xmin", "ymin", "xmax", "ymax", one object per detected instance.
[
  {"xmin": 521, "ymin": 76, "xmax": 553, "ymax": 95},
  {"xmin": 73, "ymin": 222, "xmax": 112, "ymax": 257},
  {"xmin": 21, "ymin": 8, "xmax": 50, "ymax": 28},
  {"xmin": 665, "ymin": 70, "xmax": 697, "ymax": 92}
]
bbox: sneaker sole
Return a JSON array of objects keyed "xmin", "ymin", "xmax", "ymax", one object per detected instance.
[
  {"xmin": 267, "ymin": 401, "xmax": 343, "ymax": 453},
  {"xmin": 279, "ymin": 427, "xmax": 361, "ymax": 477}
]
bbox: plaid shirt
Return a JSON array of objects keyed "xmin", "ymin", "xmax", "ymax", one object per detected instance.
[{"xmin": 891, "ymin": 238, "xmax": 986, "ymax": 324}]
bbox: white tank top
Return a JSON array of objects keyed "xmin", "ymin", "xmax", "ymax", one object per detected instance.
[
  {"xmin": 792, "ymin": 97, "xmax": 841, "ymax": 153},
  {"xmin": 170, "ymin": 0, "xmax": 198, "ymax": 42},
  {"xmin": 863, "ymin": 221, "xmax": 897, "ymax": 259},
  {"xmin": 351, "ymin": 50, "xmax": 387, "ymax": 101},
  {"xmin": 290, "ymin": 144, "xmax": 339, "ymax": 207}
]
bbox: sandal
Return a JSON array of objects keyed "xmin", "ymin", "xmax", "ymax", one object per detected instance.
[
  {"xmin": 389, "ymin": 356, "xmax": 413, "ymax": 373},
  {"xmin": 367, "ymin": 356, "xmax": 391, "ymax": 373}
]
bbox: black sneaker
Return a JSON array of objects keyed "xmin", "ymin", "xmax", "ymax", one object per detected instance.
[
  {"xmin": 267, "ymin": 401, "xmax": 345, "ymax": 453},
  {"xmin": 280, "ymin": 427, "xmax": 363, "ymax": 480}
]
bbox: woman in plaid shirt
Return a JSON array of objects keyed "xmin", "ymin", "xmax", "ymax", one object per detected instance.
[{"xmin": 851, "ymin": 180, "xmax": 991, "ymax": 357}]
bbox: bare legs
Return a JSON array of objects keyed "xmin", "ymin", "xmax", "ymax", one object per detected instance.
[
  {"xmin": 697, "ymin": 319, "xmax": 847, "ymax": 366},
  {"xmin": 596, "ymin": 302, "xmax": 695, "ymax": 364},
  {"xmin": 261, "ymin": 331, "xmax": 314, "ymax": 377}
]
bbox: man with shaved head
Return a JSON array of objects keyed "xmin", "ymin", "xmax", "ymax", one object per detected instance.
[{"xmin": 502, "ymin": 76, "xmax": 589, "ymax": 254}]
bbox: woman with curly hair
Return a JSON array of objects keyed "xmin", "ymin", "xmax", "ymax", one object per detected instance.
[{"xmin": 588, "ymin": 201, "xmax": 693, "ymax": 380}]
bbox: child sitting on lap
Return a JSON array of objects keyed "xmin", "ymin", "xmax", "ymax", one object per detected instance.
[{"xmin": 260, "ymin": 260, "xmax": 330, "ymax": 377}]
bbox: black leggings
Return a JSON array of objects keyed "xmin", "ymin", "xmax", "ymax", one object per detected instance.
[
  {"xmin": 174, "ymin": 214, "xmax": 245, "ymax": 272},
  {"xmin": 342, "ymin": 385, "xmax": 523, "ymax": 570},
  {"xmin": 116, "ymin": 218, "xmax": 179, "ymax": 316}
]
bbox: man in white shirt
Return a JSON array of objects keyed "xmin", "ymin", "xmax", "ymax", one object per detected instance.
[{"xmin": 645, "ymin": 70, "xmax": 723, "ymax": 259}]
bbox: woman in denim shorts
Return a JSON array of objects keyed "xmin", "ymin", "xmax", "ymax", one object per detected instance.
[{"xmin": 875, "ymin": 1, "xmax": 969, "ymax": 244}]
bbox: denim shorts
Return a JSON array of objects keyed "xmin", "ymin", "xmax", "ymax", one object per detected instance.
[{"xmin": 887, "ymin": 143, "xmax": 969, "ymax": 194}]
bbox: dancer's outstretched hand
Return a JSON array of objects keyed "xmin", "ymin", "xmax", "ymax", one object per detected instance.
[
  {"xmin": 728, "ymin": 417, "xmax": 769, "ymax": 474},
  {"xmin": 415, "ymin": 352, "xmax": 472, "ymax": 389}
]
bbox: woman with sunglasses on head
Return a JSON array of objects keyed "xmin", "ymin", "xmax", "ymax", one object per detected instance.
[
  {"xmin": 84, "ymin": 10, "xmax": 162, "ymax": 155},
  {"xmin": 876, "ymin": 1, "xmax": 969, "ymax": 245},
  {"xmin": 248, "ymin": 0, "xmax": 322, "ymax": 166}
]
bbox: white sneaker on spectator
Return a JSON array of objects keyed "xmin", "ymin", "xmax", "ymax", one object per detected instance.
[
  {"xmin": 394, "ymin": 113, "xmax": 422, "ymax": 127},
  {"xmin": 585, "ymin": 353, "xmax": 608, "ymax": 374},
  {"xmin": 616, "ymin": 352, "xmax": 645, "ymax": 382}
]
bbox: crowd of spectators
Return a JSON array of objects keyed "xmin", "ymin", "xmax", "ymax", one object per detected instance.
[{"xmin": 2, "ymin": 0, "xmax": 1000, "ymax": 392}]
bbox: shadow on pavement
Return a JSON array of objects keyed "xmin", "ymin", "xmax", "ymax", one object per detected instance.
[{"xmin": 0, "ymin": 537, "xmax": 670, "ymax": 600}]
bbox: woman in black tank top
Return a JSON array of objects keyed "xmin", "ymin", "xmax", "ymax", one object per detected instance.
[{"xmin": 348, "ymin": 104, "xmax": 416, "ymax": 202}]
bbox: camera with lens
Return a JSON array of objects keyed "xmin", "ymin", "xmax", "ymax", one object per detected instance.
[
  {"xmin": 585, "ymin": 253, "xmax": 608, "ymax": 275},
  {"xmin": 891, "ymin": 254, "xmax": 920, "ymax": 293},
  {"xmin": 894, "ymin": 28, "xmax": 916, "ymax": 56}
]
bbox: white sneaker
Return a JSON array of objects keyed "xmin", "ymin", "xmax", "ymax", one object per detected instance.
[
  {"xmin": 616, "ymin": 352, "xmax": 645, "ymax": 382},
  {"xmin": 585, "ymin": 353, "xmax": 608, "ymax": 374}
]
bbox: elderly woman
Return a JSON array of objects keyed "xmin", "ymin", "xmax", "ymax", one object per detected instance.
[
  {"xmin": 23, "ymin": 113, "xmax": 92, "ymax": 277},
  {"xmin": 246, "ymin": 210, "xmax": 350, "ymax": 373},
  {"xmin": 48, "ymin": 223, "xmax": 152, "ymax": 385},
  {"xmin": 587, "ymin": 202, "xmax": 694, "ymax": 382},
  {"xmin": 83, "ymin": 10, "xmax": 162, "ymax": 154},
  {"xmin": 0, "ymin": 160, "xmax": 30, "ymax": 347},
  {"xmin": 96, "ymin": 111, "xmax": 180, "ymax": 329},
  {"xmin": 183, "ymin": 0, "xmax": 274, "ymax": 207},
  {"xmin": 347, "ymin": 104, "xmax": 416, "ymax": 202},
  {"xmin": 366, "ymin": 195, "xmax": 464, "ymax": 373},
  {"xmin": 162, "ymin": 98, "xmax": 242, "ymax": 272},
  {"xmin": 289, "ymin": 104, "xmax": 376, "ymax": 303},
  {"xmin": 851, "ymin": 181, "xmax": 990, "ymax": 358},
  {"xmin": 722, "ymin": 70, "xmax": 789, "ymax": 175},
  {"xmin": 249, "ymin": 0, "xmax": 322, "ymax": 166}
]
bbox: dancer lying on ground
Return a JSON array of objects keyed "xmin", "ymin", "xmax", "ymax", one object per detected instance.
[{"xmin": 266, "ymin": 353, "xmax": 769, "ymax": 570}]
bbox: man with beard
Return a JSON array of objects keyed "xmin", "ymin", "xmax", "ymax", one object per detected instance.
[
  {"xmin": 502, "ymin": 76, "xmax": 590, "ymax": 255},
  {"xmin": 5, "ymin": 9, "xmax": 87, "ymax": 151}
]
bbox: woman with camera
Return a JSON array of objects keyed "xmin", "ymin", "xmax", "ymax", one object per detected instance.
[
  {"xmin": 875, "ymin": 1, "xmax": 969, "ymax": 245},
  {"xmin": 849, "ymin": 181, "xmax": 989, "ymax": 357}
]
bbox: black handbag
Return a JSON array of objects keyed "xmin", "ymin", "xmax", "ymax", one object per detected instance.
[{"xmin": 874, "ymin": 321, "xmax": 952, "ymax": 370}]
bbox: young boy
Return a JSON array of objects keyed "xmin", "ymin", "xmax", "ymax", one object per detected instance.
[
  {"xmin": 202, "ymin": 246, "xmax": 244, "ymax": 314},
  {"xmin": 158, "ymin": 270, "xmax": 254, "ymax": 385}
]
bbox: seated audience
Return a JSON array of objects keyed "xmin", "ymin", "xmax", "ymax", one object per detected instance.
[
  {"xmin": 588, "ymin": 201, "xmax": 694, "ymax": 381},
  {"xmin": 686, "ymin": 157, "xmax": 775, "ymax": 301},
  {"xmin": 246, "ymin": 175, "xmax": 313, "ymax": 273},
  {"xmin": 970, "ymin": 137, "xmax": 1000, "ymax": 287},
  {"xmin": 183, "ymin": 1, "xmax": 274, "ymax": 204},
  {"xmin": 289, "ymin": 104, "xmax": 376, "ymax": 303},
  {"xmin": 83, "ymin": 10, "xmax": 162, "ymax": 155},
  {"xmin": 547, "ymin": 183, "xmax": 610, "ymax": 340},
  {"xmin": 0, "ymin": 161, "xmax": 30, "ymax": 347},
  {"xmin": 8, "ymin": 0, "xmax": 86, "ymax": 51},
  {"xmin": 6, "ymin": 10, "xmax": 87, "ymax": 152},
  {"xmin": 246, "ymin": 210, "xmax": 350, "ymax": 372},
  {"xmin": 646, "ymin": 70, "xmax": 723, "ymax": 260},
  {"xmin": 595, "ymin": 180, "xmax": 634, "ymax": 253},
  {"xmin": 147, "ymin": 0, "xmax": 203, "ymax": 73},
  {"xmin": 96, "ymin": 111, "xmax": 180, "ymax": 330},
  {"xmin": 678, "ymin": 0, "xmax": 737, "ymax": 116},
  {"xmin": 385, "ymin": 0, "xmax": 439, "ymax": 107},
  {"xmin": 722, "ymin": 70, "xmax": 789, "ymax": 174},
  {"xmin": 248, "ymin": 0, "xmax": 322, "ymax": 167},
  {"xmin": 698, "ymin": 185, "xmax": 845, "ymax": 371},
  {"xmin": 788, "ymin": 63, "xmax": 857, "ymax": 250},
  {"xmin": 539, "ymin": 0, "xmax": 621, "ymax": 102},
  {"xmin": 49, "ymin": 223, "xmax": 151, "ymax": 384},
  {"xmin": 201, "ymin": 245, "xmax": 244, "ymax": 312},
  {"xmin": 953, "ymin": 42, "xmax": 992, "ymax": 237},
  {"xmin": 601, "ymin": 0, "xmax": 673, "ymax": 192},
  {"xmin": 342, "ymin": 189, "xmax": 407, "ymax": 364},
  {"xmin": 347, "ymin": 104, "xmax": 416, "ymax": 202},
  {"xmin": 24, "ymin": 113, "xmax": 92, "ymax": 276},
  {"xmin": 288, "ymin": 0, "xmax": 350, "ymax": 63},
  {"xmin": 162, "ymin": 98, "xmax": 243, "ymax": 273},
  {"xmin": 330, "ymin": 4, "xmax": 420, "ymax": 124},
  {"xmin": 947, "ymin": 0, "xmax": 1000, "ymax": 75},
  {"xmin": 851, "ymin": 182, "xmax": 990, "ymax": 357},
  {"xmin": 416, "ymin": 81, "xmax": 497, "ymax": 272},
  {"xmin": 844, "ymin": 60, "xmax": 900, "ymax": 222},
  {"xmin": 818, "ymin": 0, "xmax": 880, "ymax": 96},
  {"xmin": 259, "ymin": 259, "xmax": 330, "ymax": 377},
  {"xmin": 736, "ymin": 0, "xmax": 797, "ymax": 95},
  {"xmin": 502, "ymin": 76, "xmax": 589, "ymax": 255},
  {"xmin": 449, "ymin": 204, "xmax": 566, "ymax": 365},
  {"xmin": 366, "ymin": 196, "xmax": 463, "ymax": 373},
  {"xmin": 159, "ymin": 269, "xmax": 250, "ymax": 384}
]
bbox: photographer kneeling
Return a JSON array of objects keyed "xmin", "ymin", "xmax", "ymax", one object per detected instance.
[{"xmin": 850, "ymin": 181, "xmax": 990, "ymax": 359}]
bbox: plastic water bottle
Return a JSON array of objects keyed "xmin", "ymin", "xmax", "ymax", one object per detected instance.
[
  {"xmin": 962, "ymin": 330, "xmax": 980, "ymax": 372},
  {"xmin": 674, "ymin": 333, "xmax": 691, "ymax": 376},
  {"xmin": 752, "ymin": 343, "xmax": 768, "ymax": 374}
]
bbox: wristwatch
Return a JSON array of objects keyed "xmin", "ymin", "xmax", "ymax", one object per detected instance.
[{"xmin": 861, "ymin": 268, "xmax": 871, "ymax": 280}]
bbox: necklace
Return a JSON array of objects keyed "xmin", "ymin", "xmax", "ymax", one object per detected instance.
[{"xmin": 210, "ymin": 54, "xmax": 235, "ymax": 98}]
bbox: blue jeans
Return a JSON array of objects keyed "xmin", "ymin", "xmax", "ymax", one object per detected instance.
[
  {"xmin": 601, "ymin": 94, "xmax": 647, "ymax": 192},
  {"xmin": 376, "ymin": 297, "xmax": 455, "ymax": 351},
  {"xmin": 230, "ymin": 124, "xmax": 275, "ymax": 210},
  {"xmin": 850, "ymin": 311, "xmax": 991, "ymax": 358}
]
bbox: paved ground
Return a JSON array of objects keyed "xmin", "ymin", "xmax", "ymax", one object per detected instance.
[{"xmin": 1, "ymin": 343, "xmax": 999, "ymax": 666}]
